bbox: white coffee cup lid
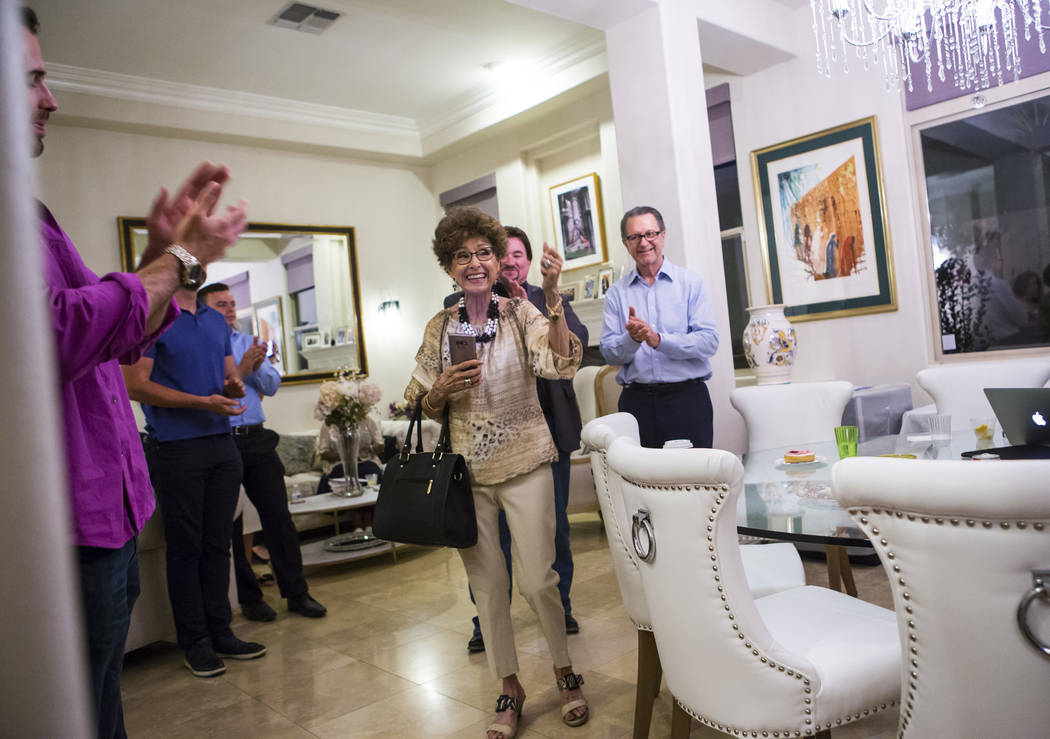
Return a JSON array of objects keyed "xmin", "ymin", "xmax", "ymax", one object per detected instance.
[{"xmin": 663, "ymin": 439, "xmax": 693, "ymax": 449}]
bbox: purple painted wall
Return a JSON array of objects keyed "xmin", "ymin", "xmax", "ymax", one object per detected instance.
[{"xmin": 905, "ymin": 5, "xmax": 1050, "ymax": 111}]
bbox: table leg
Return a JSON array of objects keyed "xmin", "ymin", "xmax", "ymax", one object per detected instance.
[
  {"xmin": 825, "ymin": 544, "xmax": 843, "ymax": 592},
  {"xmin": 837, "ymin": 545, "xmax": 858, "ymax": 596},
  {"xmin": 333, "ymin": 510, "xmax": 341, "ymax": 535}
]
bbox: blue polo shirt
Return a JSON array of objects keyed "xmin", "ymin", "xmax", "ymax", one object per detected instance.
[{"xmin": 143, "ymin": 302, "xmax": 232, "ymax": 442}]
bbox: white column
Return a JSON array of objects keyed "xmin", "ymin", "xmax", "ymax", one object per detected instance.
[
  {"xmin": 605, "ymin": 0, "xmax": 746, "ymax": 452},
  {"xmin": 0, "ymin": 1, "xmax": 92, "ymax": 733}
]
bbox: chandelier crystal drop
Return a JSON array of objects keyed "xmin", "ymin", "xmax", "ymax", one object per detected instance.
[{"xmin": 810, "ymin": 1, "xmax": 1050, "ymax": 93}]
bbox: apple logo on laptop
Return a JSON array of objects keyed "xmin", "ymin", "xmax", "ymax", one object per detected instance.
[{"xmin": 1033, "ymin": 411, "xmax": 1047, "ymax": 427}]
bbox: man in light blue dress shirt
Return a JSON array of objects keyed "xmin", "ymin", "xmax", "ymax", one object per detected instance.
[
  {"xmin": 600, "ymin": 206, "xmax": 720, "ymax": 448},
  {"xmin": 199, "ymin": 284, "xmax": 327, "ymax": 621}
]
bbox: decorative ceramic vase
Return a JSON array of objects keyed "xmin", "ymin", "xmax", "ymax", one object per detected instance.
[
  {"xmin": 332, "ymin": 425, "xmax": 364, "ymax": 497},
  {"xmin": 742, "ymin": 304, "xmax": 797, "ymax": 384}
]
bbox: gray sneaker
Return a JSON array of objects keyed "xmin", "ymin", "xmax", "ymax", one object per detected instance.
[
  {"xmin": 212, "ymin": 635, "xmax": 267, "ymax": 660},
  {"xmin": 184, "ymin": 638, "xmax": 226, "ymax": 678}
]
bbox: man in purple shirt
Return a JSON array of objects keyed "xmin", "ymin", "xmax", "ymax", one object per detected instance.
[{"xmin": 24, "ymin": 7, "xmax": 247, "ymax": 737}]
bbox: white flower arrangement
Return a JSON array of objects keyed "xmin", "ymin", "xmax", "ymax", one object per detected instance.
[{"xmin": 314, "ymin": 368, "xmax": 382, "ymax": 433}]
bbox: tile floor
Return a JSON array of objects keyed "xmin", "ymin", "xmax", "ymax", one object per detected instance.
[{"xmin": 121, "ymin": 516, "xmax": 899, "ymax": 738}]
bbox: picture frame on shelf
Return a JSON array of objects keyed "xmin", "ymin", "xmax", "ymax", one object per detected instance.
[
  {"xmin": 335, "ymin": 326, "xmax": 351, "ymax": 345},
  {"xmin": 252, "ymin": 296, "xmax": 286, "ymax": 374},
  {"xmin": 560, "ymin": 282, "xmax": 581, "ymax": 302},
  {"xmin": 582, "ymin": 275, "xmax": 597, "ymax": 301},
  {"xmin": 597, "ymin": 266, "xmax": 615, "ymax": 298},
  {"xmin": 750, "ymin": 115, "xmax": 896, "ymax": 322},
  {"xmin": 548, "ymin": 172, "xmax": 607, "ymax": 272},
  {"xmin": 302, "ymin": 332, "xmax": 323, "ymax": 349}
]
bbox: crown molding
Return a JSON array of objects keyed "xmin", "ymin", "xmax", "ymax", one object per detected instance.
[
  {"xmin": 46, "ymin": 63, "xmax": 420, "ymax": 139},
  {"xmin": 418, "ymin": 34, "xmax": 607, "ymax": 139}
]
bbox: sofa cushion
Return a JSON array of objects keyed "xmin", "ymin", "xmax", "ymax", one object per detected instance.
[{"xmin": 277, "ymin": 431, "xmax": 320, "ymax": 475}]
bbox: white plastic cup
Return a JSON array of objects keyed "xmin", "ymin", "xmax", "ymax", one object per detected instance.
[{"xmin": 663, "ymin": 439, "xmax": 693, "ymax": 449}]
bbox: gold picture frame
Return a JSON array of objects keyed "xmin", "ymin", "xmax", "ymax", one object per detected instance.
[
  {"xmin": 548, "ymin": 172, "xmax": 608, "ymax": 272},
  {"xmin": 750, "ymin": 116, "xmax": 897, "ymax": 322}
]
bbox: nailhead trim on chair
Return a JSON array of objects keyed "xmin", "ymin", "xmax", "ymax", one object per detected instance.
[
  {"xmin": 626, "ymin": 479, "xmax": 896, "ymax": 737},
  {"xmin": 851, "ymin": 507, "xmax": 1050, "ymax": 737}
]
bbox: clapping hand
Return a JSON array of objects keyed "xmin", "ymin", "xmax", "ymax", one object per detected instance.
[
  {"xmin": 626, "ymin": 306, "xmax": 660, "ymax": 348},
  {"xmin": 142, "ymin": 162, "xmax": 231, "ymax": 267},
  {"xmin": 238, "ymin": 337, "xmax": 267, "ymax": 376}
]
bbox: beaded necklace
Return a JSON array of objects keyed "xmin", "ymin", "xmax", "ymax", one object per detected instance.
[{"xmin": 458, "ymin": 290, "xmax": 500, "ymax": 343}]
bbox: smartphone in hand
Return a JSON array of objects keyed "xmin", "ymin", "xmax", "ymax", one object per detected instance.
[{"xmin": 448, "ymin": 333, "xmax": 477, "ymax": 365}]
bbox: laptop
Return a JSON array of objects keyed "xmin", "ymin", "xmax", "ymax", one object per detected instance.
[{"xmin": 960, "ymin": 388, "xmax": 1050, "ymax": 460}]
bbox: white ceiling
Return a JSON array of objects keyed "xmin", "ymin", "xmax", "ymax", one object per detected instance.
[
  {"xmin": 33, "ymin": 0, "xmax": 602, "ymax": 121},
  {"xmin": 31, "ymin": 0, "xmax": 808, "ymax": 158}
]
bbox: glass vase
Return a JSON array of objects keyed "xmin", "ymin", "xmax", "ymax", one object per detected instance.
[{"xmin": 331, "ymin": 425, "xmax": 364, "ymax": 497}]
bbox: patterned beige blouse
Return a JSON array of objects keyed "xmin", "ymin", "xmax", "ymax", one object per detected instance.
[{"xmin": 405, "ymin": 296, "xmax": 582, "ymax": 485}]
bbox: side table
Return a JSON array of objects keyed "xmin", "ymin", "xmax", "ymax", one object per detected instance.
[{"xmin": 289, "ymin": 488, "xmax": 399, "ymax": 567}]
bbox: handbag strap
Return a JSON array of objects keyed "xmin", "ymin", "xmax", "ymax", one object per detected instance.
[{"xmin": 401, "ymin": 311, "xmax": 454, "ymax": 460}]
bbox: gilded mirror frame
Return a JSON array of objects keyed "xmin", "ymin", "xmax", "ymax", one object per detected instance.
[{"xmin": 118, "ymin": 218, "xmax": 367, "ymax": 385}]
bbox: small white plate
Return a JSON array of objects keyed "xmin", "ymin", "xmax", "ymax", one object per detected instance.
[{"xmin": 775, "ymin": 455, "xmax": 827, "ymax": 469}]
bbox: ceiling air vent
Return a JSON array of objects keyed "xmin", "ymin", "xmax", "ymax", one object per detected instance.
[{"xmin": 270, "ymin": 2, "xmax": 341, "ymax": 35}]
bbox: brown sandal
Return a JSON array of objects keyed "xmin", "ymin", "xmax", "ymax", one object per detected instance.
[
  {"xmin": 557, "ymin": 672, "xmax": 589, "ymax": 727},
  {"xmin": 486, "ymin": 693, "xmax": 523, "ymax": 739}
]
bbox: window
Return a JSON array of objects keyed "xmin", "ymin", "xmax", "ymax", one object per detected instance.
[{"xmin": 920, "ymin": 93, "xmax": 1050, "ymax": 354}]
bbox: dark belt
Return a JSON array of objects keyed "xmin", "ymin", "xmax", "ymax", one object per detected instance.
[
  {"xmin": 624, "ymin": 377, "xmax": 706, "ymax": 394},
  {"xmin": 232, "ymin": 423, "xmax": 264, "ymax": 437}
]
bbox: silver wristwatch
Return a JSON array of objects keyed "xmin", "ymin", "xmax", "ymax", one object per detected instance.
[{"xmin": 164, "ymin": 244, "xmax": 205, "ymax": 290}]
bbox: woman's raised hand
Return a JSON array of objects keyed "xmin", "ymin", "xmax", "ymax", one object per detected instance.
[{"xmin": 539, "ymin": 243, "xmax": 563, "ymax": 296}]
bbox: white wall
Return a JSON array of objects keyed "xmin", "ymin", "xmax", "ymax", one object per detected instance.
[
  {"xmin": 708, "ymin": 11, "xmax": 935, "ymax": 401},
  {"xmin": 37, "ymin": 124, "xmax": 441, "ymax": 432}
]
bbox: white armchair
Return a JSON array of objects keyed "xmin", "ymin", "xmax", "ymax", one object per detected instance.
[
  {"xmin": 833, "ymin": 457, "xmax": 1050, "ymax": 738},
  {"xmin": 608, "ymin": 440, "xmax": 900, "ymax": 738},
  {"xmin": 730, "ymin": 381, "xmax": 854, "ymax": 452},
  {"xmin": 916, "ymin": 358, "xmax": 1050, "ymax": 428},
  {"xmin": 581, "ymin": 413, "xmax": 807, "ymax": 738}
]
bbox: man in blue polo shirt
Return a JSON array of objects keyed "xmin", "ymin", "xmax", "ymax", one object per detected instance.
[
  {"xmin": 199, "ymin": 283, "xmax": 327, "ymax": 622},
  {"xmin": 123, "ymin": 287, "xmax": 266, "ymax": 678}
]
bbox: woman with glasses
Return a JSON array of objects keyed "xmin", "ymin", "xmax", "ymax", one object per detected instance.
[{"xmin": 404, "ymin": 207, "xmax": 587, "ymax": 738}]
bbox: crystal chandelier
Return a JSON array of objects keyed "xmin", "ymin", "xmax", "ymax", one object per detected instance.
[{"xmin": 810, "ymin": 1, "xmax": 1050, "ymax": 93}]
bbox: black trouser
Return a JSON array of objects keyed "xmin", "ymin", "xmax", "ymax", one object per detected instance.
[
  {"xmin": 618, "ymin": 378, "xmax": 714, "ymax": 449},
  {"xmin": 231, "ymin": 427, "xmax": 308, "ymax": 602},
  {"xmin": 147, "ymin": 433, "xmax": 241, "ymax": 650}
]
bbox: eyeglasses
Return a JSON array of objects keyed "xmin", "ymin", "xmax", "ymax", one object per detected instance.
[
  {"xmin": 624, "ymin": 230, "xmax": 664, "ymax": 245},
  {"xmin": 452, "ymin": 246, "xmax": 495, "ymax": 265}
]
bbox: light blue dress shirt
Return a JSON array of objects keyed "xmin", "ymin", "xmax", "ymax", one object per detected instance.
[
  {"xmin": 229, "ymin": 329, "xmax": 282, "ymax": 426},
  {"xmin": 599, "ymin": 257, "xmax": 719, "ymax": 386}
]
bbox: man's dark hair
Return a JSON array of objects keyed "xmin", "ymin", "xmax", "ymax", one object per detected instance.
[
  {"xmin": 504, "ymin": 225, "xmax": 532, "ymax": 261},
  {"xmin": 620, "ymin": 206, "xmax": 665, "ymax": 240},
  {"xmin": 197, "ymin": 282, "xmax": 230, "ymax": 298},
  {"xmin": 21, "ymin": 7, "xmax": 40, "ymax": 34}
]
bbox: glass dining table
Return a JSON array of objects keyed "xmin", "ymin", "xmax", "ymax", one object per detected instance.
[{"xmin": 739, "ymin": 430, "xmax": 989, "ymax": 595}]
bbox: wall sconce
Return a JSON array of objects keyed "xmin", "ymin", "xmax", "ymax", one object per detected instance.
[{"xmin": 378, "ymin": 299, "xmax": 400, "ymax": 315}]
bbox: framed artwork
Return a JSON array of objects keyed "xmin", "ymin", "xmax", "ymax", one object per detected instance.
[
  {"xmin": 560, "ymin": 282, "xmax": 581, "ymax": 302},
  {"xmin": 252, "ymin": 296, "xmax": 286, "ymax": 375},
  {"xmin": 335, "ymin": 326, "xmax": 351, "ymax": 345},
  {"xmin": 597, "ymin": 266, "xmax": 615, "ymax": 298},
  {"xmin": 750, "ymin": 116, "xmax": 896, "ymax": 322},
  {"xmin": 302, "ymin": 332, "xmax": 322, "ymax": 349},
  {"xmin": 548, "ymin": 172, "xmax": 607, "ymax": 272},
  {"xmin": 582, "ymin": 275, "xmax": 597, "ymax": 300}
]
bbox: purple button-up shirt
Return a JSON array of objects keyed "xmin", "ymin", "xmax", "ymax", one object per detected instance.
[{"xmin": 41, "ymin": 202, "xmax": 176, "ymax": 548}]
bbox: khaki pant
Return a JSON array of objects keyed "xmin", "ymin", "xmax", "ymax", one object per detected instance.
[{"xmin": 459, "ymin": 465, "xmax": 570, "ymax": 678}]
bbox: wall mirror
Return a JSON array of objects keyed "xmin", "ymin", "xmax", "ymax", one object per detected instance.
[
  {"xmin": 918, "ymin": 92, "xmax": 1050, "ymax": 356},
  {"xmin": 119, "ymin": 219, "xmax": 367, "ymax": 384}
]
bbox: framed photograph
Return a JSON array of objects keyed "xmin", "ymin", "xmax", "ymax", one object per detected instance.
[
  {"xmin": 560, "ymin": 281, "xmax": 581, "ymax": 302},
  {"xmin": 335, "ymin": 326, "xmax": 351, "ymax": 345},
  {"xmin": 252, "ymin": 296, "xmax": 286, "ymax": 374},
  {"xmin": 582, "ymin": 275, "xmax": 597, "ymax": 301},
  {"xmin": 548, "ymin": 172, "xmax": 607, "ymax": 272},
  {"xmin": 302, "ymin": 332, "xmax": 322, "ymax": 349},
  {"xmin": 597, "ymin": 266, "xmax": 615, "ymax": 298},
  {"xmin": 750, "ymin": 116, "xmax": 896, "ymax": 322}
]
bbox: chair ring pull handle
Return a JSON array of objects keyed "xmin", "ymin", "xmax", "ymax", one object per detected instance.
[
  {"xmin": 632, "ymin": 510, "xmax": 655, "ymax": 562},
  {"xmin": 1017, "ymin": 569, "xmax": 1050, "ymax": 660}
]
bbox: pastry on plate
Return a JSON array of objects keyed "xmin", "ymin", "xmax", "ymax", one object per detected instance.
[{"xmin": 783, "ymin": 449, "xmax": 815, "ymax": 463}]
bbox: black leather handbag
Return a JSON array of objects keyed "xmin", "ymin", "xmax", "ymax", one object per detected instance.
[{"xmin": 372, "ymin": 400, "xmax": 478, "ymax": 548}]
